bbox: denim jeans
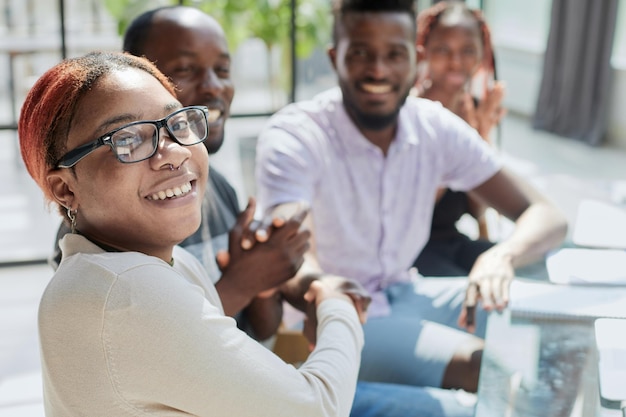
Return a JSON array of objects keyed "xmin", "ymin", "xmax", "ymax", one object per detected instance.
[{"xmin": 351, "ymin": 381, "xmax": 476, "ymax": 417}]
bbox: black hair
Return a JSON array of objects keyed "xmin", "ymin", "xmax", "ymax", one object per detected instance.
[
  {"xmin": 122, "ymin": 6, "xmax": 176, "ymax": 56},
  {"xmin": 331, "ymin": 0, "xmax": 417, "ymax": 45}
]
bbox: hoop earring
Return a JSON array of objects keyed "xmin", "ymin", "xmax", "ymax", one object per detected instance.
[{"xmin": 66, "ymin": 207, "xmax": 77, "ymax": 234}]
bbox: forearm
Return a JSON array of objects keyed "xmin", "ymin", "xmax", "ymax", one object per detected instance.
[
  {"xmin": 468, "ymin": 193, "xmax": 490, "ymax": 239},
  {"xmin": 243, "ymin": 291, "xmax": 284, "ymax": 341},
  {"xmin": 214, "ymin": 277, "xmax": 256, "ymax": 317},
  {"xmin": 477, "ymin": 216, "xmax": 490, "ymax": 240},
  {"xmin": 280, "ymin": 257, "xmax": 323, "ymax": 312},
  {"xmin": 265, "ymin": 202, "xmax": 325, "ymax": 311},
  {"xmin": 488, "ymin": 201, "xmax": 567, "ymax": 268}
]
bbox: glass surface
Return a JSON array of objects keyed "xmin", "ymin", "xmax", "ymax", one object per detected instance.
[{"xmin": 476, "ymin": 310, "xmax": 601, "ymax": 417}]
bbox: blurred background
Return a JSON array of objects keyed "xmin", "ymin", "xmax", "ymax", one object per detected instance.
[
  {"xmin": 0, "ymin": 1, "xmax": 625, "ymax": 414},
  {"xmin": 0, "ymin": 0, "xmax": 625, "ymax": 264}
]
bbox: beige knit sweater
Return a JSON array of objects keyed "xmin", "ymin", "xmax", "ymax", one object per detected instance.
[{"xmin": 39, "ymin": 234, "xmax": 363, "ymax": 416}]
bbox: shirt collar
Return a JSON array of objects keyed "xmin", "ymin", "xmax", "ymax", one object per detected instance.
[
  {"xmin": 332, "ymin": 90, "xmax": 420, "ymax": 156},
  {"xmin": 60, "ymin": 233, "xmax": 106, "ymax": 258}
]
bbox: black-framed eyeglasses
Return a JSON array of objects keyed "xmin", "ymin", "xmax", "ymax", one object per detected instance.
[{"xmin": 56, "ymin": 106, "xmax": 209, "ymax": 168}]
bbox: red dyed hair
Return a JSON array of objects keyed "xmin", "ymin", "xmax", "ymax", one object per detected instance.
[
  {"xmin": 416, "ymin": 1, "xmax": 495, "ymax": 95},
  {"xmin": 18, "ymin": 52, "xmax": 175, "ymax": 214}
]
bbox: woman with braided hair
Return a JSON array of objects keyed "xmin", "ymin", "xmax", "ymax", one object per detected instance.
[
  {"xmin": 416, "ymin": 1, "xmax": 504, "ymax": 141},
  {"xmin": 413, "ymin": 1, "xmax": 507, "ymax": 277}
]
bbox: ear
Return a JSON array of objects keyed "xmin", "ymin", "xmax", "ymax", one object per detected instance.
[
  {"xmin": 327, "ymin": 45, "xmax": 337, "ymax": 71},
  {"xmin": 416, "ymin": 44, "xmax": 426, "ymax": 63},
  {"xmin": 46, "ymin": 169, "xmax": 77, "ymax": 210}
]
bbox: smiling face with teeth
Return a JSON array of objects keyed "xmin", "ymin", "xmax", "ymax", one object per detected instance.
[
  {"xmin": 51, "ymin": 67, "xmax": 209, "ymax": 261},
  {"xmin": 137, "ymin": 7, "xmax": 235, "ymax": 155},
  {"xmin": 329, "ymin": 11, "xmax": 418, "ymax": 134}
]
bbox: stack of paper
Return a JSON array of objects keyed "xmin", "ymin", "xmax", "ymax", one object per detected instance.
[
  {"xmin": 509, "ymin": 279, "xmax": 626, "ymax": 321},
  {"xmin": 573, "ymin": 199, "xmax": 626, "ymax": 249},
  {"xmin": 546, "ymin": 248, "xmax": 626, "ymax": 286}
]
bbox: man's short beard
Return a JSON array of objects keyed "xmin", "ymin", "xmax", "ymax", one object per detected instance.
[
  {"xmin": 349, "ymin": 107, "xmax": 401, "ymax": 131},
  {"xmin": 343, "ymin": 88, "xmax": 411, "ymax": 131}
]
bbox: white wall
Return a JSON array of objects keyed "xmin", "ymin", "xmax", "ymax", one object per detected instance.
[{"xmin": 484, "ymin": 0, "xmax": 549, "ymax": 116}]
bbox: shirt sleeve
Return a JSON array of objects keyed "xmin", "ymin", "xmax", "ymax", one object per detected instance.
[
  {"xmin": 103, "ymin": 265, "xmax": 363, "ymax": 417},
  {"xmin": 255, "ymin": 111, "xmax": 322, "ymax": 215},
  {"xmin": 432, "ymin": 106, "xmax": 502, "ymax": 191}
]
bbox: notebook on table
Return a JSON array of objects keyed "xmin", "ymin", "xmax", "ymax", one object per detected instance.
[{"xmin": 509, "ymin": 279, "xmax": 626, "ymax": 321}]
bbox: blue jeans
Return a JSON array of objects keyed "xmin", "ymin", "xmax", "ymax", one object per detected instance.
[
  {"xmin": 359, "ymin": 279, "xmax": 488, "ymax": 387},
  {"xmin": 351, "ymin": 381, "xmax": 475, "ymax": 417}
]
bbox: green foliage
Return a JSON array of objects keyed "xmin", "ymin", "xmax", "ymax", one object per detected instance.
[
  {"xmin": 103, "ymin": 0, "xmax": 331, "ymax": 58},
  {"xmin": 104, "ymin": 0, "xmax": 173, "ymax": 36},
  {"xmin": 102, "ymin": 0, "xmax": 332, "ymax": 95},
  {"xmin": 193, "ymin": 0, "xmax": 331, "ymax": 58}
]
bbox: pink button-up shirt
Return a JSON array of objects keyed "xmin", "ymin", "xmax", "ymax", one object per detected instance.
[{"xmin": 256, "ymin": 88, "xmax": 501, "ymax": 316}]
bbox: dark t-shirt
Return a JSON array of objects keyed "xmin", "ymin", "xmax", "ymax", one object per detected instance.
[
  {"xmin": 182, "ymin": 166, "xmax": 240, "ymax": 256},
  {"xmin": 428, "ymin": 189, "xmax": 470, "ymax": 240},
  {"xmin": 427, "ymin": 96, "xmax": 481, "ymax": 242}
]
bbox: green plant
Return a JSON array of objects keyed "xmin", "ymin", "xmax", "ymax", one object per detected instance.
[
  {"xmin": 104, "ymin": 0, "xmax": 171, "ymax": 35},
  {"xmin": 103, "ymin": 0, "xmax": 331, "ymax": 101}
]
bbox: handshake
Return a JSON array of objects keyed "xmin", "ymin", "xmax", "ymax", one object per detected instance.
[{"xmin": 214, "ymin": 197, "xmax": 371, "ymax": 344}]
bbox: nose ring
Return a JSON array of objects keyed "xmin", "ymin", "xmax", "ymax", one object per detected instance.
[{"xmin": 167, "ymin": 164, "xmax": 181, "ymax": 171}]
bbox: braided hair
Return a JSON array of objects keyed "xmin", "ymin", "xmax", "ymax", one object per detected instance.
[{"xmin": 416, "ymin": 1, "xmax": 495, "ymax": 96}]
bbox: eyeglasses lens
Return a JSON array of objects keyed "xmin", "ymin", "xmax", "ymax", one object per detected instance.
[
  {"xmin": 167, "ymin": 108, "xmax": 207, "ymax": 145},
  {"xmin": 111, "ymin": 108, "xmax": 207, "ymax": 163}
]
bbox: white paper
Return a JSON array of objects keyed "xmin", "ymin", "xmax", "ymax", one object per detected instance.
[
  {"xmin": 547, "ymin": 248, "xmax": 626, "ymax": 285},
  {"xmin": 573, "ymin": 199, "xmax": 626, "ymax": 249},
  {"xmin": 509, "ymin": 279, "xmax": 626, "ymax": 321},
  {"xmin": 595, "ymin": 319, "xmax": 626, "ymax": 402}
]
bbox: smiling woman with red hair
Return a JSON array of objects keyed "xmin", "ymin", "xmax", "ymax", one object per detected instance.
[
  {"xmin": 19, "ymin": 52, "xmax": 174, "ymax": 213},
  {"xmin": 18, "ymin": 51, "xmax": 364, "ymax": 417}
]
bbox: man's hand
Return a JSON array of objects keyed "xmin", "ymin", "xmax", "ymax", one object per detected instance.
[
  {"xmin": 300, "ymin": 274, "xmax": 371, "ymax": 348},
  {"xmin": 458, "ymin": 247, "xmax": 514, "ymax": 332},
  {"xmin": 214, "ymin": 197, "xmax": 310, "ymax": 316}
]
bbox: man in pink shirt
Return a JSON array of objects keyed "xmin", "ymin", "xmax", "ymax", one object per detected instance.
[{"xmin": 256, "ymin": 0, "xmax": 567, "ymax": 403}]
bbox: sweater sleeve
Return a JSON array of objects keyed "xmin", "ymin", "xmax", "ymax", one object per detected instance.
[{"xmin": 103, "ymin": 264, "xmax": 363, "ymax": 417}]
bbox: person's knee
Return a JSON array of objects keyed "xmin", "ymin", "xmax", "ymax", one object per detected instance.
[{"xmin": 441, "ymin": 337, "xmax": 483, "ymax": 392}]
